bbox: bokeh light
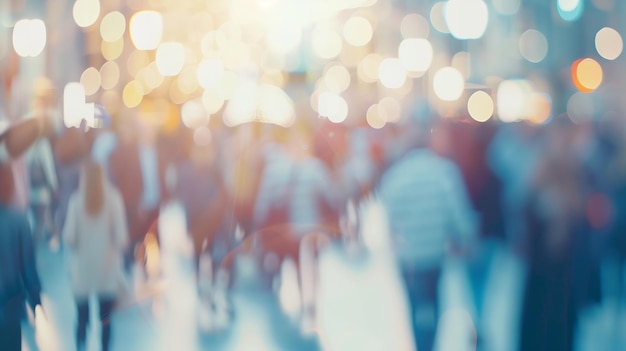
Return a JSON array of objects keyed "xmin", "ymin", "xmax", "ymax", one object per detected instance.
[
  {"xmin": 379, "ymin": 97, "xmax": 402, "ymax": 123},
  {"xmin": 73, "ymin": 0, "xmax": 100, "ymax": 28},
  {"xmin": 13, "ymin": 19, "xmax": 47, "ymax": 57},
  {"xmin": 312, "ymin": 24, "xmax": 343, "ymax": 59},
  {"xmin": 197, "ymin": 59, "xmax": 224, "ymax": 89},
  {"xmin": 100, "ymin": 61, "xmax": 120, "ymax": 90},
  {"xmin": 202, "ymin": 88, "xmax": 225, "ymax": 114},
  {"xmin": 401, "ymin": 13, "xmax": 430, "ymax": 39},
  {"xmin": 519, "ymin": 29, "xmax": 548, "ymax": 63},
  {"xmin": 181, "ymin": 100, "xmax": 209, "ymax": 129},
  {"xmin": 130, "ymin": 11, "xmax": 163, "ymax": 50},
  {"xmin": 177, "ymin": 66, "xmax": 200, "ymax": 95},
  {"xmin": 80, "ymin": 67, "xmax": 101, "ymax": 96},
  {"xmin": 572, "ymin": 58, "xmax": 603, "ymax": 93},
  {"xmin": 398, "ymin": 39, "xmax": 433, "ymax": 73},
  {"xmin": 529, "ymin": 93, "xmax": 552, "ymax": 124},
  {"xmin": 430, "ymin": 2, "xmax": 450, "ymax": 34},
  {"xmin": 358, "ymin": 53, "xmax": 383, "ymax": 83},
  {"xmin": 101, "ymin": 38, "xmax": 124, "ymax": 61},
  {"xmin": 496, "ymin": 79, "xmax": 533, "ymax": 122},
  {"xmin": 258, "ymin": 85, "xmax": 295, "ymax": 127},
  {"xmin": 366, "ymin": 104, "xmax": 386, "ymax": 129},
  {"xmin": 378, "ymin": 58, "xmax": 407, "ymax": 89},
  {"xmin": 558, "ymin": 0, "xmax": 584, "ymax": 21},
  {"xmin": 100, "ymin": 11, "xmax": 126, "ymax": 42},
  {"xmin": 123, "ymin": 80, "xmax": 144, "ymax": 108},
  {"xmin": 343, "ymin": 17, "xmax": 373, "ymax": 47},
  {"xmin": 467, "ymin": 91, "xmax": 493, "ymax": 122},
  {"xmin": 324, "ymin": 64, "xmax": 351, "ymax": 93},
  {"xmin": 433, "ymin": 67, "xmax": 464, "ymax": 101},
  {"xmin": 267, "ymin": 22, "xmax": 302, "ymax": 55},
  {"xmin": 318, "ymin": 92, "xmax": 348, "ymax": 123},
  {"xmin": 444, "ymin": 0, "xmax": 489, "ymax": 40},
  {"xmin": 595, "ymin": 27, "xmax": 623, "ymax": 60},
  {"xmin": 63, "ymin": 83, "xmax": 87, "ymax": 128},
  {"xmin": 567, "ymin": 92, "xmax": 594, "ymax": 123},
  {"xmin": 156, "ymin": 42, "xmax": 185, "ymax": 77}
]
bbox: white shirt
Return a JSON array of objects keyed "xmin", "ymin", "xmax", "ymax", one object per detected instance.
[{"xmin": 62, "ymin": 176, "xmax": 129, "ymax": 298}]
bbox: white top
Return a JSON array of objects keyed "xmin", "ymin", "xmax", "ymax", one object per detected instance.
[{"xmin": 62, "ymin": 174, "xmax": 129, "ymax": 299}]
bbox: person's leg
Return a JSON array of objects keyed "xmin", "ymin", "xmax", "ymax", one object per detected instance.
[
  {"xmin": 400, "ymin": 267, "xmax": 421, "ymax": 349},
  {"xmin": 76, "ymin": 299, "xmax": 89, "ymax": 351},
  {"xmin": 412, "ymin": 268, "xmax": 442, "ymax": 351},
  {"xmin": 99, "ymin": 297, "xmax": 116, "ymax": 351}
]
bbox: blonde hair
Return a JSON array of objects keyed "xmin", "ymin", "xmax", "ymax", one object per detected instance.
[{"xmin": 84, "ymin": 160, "xmax": 105, "ymax": 216}]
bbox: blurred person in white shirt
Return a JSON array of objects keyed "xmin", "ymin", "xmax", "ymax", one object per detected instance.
[{"xmin": 378, "ymin": 116, "xmax": 478, "ymax": 351}]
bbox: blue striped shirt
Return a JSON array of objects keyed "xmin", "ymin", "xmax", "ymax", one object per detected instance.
[{"xmin": 378, "ymin": 149, "xmax": 477, "ymax": 268}]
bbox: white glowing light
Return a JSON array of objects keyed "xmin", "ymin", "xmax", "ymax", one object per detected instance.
[
  {"xmin": 100, "ymin": 11, "xmax": 126, "ymax": 43},
  {"xmin": 13, "ymin": 19, "xmax": 47, "ymax": 57},
  {"xmin": 312, "ymin": 25, "xmax": 343, "ymax": 59},
  {"xmin": 197, "ymin": 59, "xmax": 225, "ymax": 89},
  {"xmin": 378, "ymin": 58, "xmax": 407, "ymax": 89},
  {"xmin": 73, "ymin": 0, "xmax": 100, "ymax": 28},
  {"xmin": 467, "ymin": 91, "xmax": 494, "ymax": 122},
  {"xmin": 401, "ymin": 13, "xmax": 430, "ymax": 39},
  {"xmin": 130, "ymin": 11, "xmax": 163, "ymax": 50},
  {"xmin": 63, "ymin": 83, "xmax": 88, "ymax": 128},
  {"xmin": 202, "ymin": 89, "xmax": 225, "ymax": 114},
  {"xmin": 258, "ymin": 85, "xmax": 295, "ymax": 127},
  {"xmin": 366, "ymin": 104, "xmax": 386, "ymax": 129},
  {"xmin": 557, "ymin": 0, "xmax": 583, "ymax": 21},
  {"xmin": 519, "ymin": 29, "xmax": 548, "ymax": 63},
  {"xmin": 267, "ymin": 22, "xmax": 302, "ymax": 55},
  {"xmin": 224, "ymin": 82, "xmax": 295, "ymax": 127},
  {"xmin": 444, "ymin": 0, "xmax": 489, "ymax": 40},
  {"xmin": 318, "ymin": 92, "xmax": 348, "ymax": 123},
  {"xmin": 430, "ymin": 2, "xmax": 450, "ymax": 34},
  {"xmin": 558, "ymin": 0, "xmax": 580, "ymax": 12},
  {"xmin": 433, "ymin": 67, "xmax": 465, "ymax": 101},
  {"xmin": 155, "ymin": 42, "xmax": 185, "ymax": 77},
  {"xmin": 496, "ymin": 80, "xmax": 533, "ymax": 122},
  {"xmin": 596, "ymin": 27, "xmax": 623, "ymax": 60},
  {"xmin": 181, "ymin": 100, "xmax": 209, "ymax": 129},
  {"xmin": 343, "ymin": 17, "xmax": 373, "ymax": 47},
  {"xmin": 398, "ymin": 38, "xmax": 433, "ymax": 73},
  {"xmin": 324, "ymin": 65, "xmax": 351, "ymax": 93}
]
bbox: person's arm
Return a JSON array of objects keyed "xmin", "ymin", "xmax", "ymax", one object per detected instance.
[
  {"xmin": 111, "ymin": 190, "xmax": 129, "ymax": 251},
  {"xmin": 62, "ymin": 196, "xmax": 79, "ymax": 249},
  {"xmin": 18, "ymin": 216, "xmax": 42, "ymax": 310}
]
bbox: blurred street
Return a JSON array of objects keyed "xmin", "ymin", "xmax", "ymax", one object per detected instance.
[{"xmin": 23, "ymin": 200, "xmax": 626, "ymax": 351}]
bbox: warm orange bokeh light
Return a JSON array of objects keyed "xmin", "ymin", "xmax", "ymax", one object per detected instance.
[{"xmin": 572, "ymin": 58, "xmax": 603, "ymax": 93}]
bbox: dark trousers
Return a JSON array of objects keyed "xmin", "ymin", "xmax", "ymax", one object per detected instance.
[
  {"xmin": 76, "ymin": 298, "xmax": 116, "ymax": 351},
  {"xmin": 401, "ymin": 266, "xmax": 442, "ymax": 351},
  {"xmin": 0, "ymin": 315, "xmax": 21, "ymax": 351}
]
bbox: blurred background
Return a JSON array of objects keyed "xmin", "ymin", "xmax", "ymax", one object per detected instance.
[{"xmin": 1, "ymin": 0, "xmax": 626, "ymax": 351}]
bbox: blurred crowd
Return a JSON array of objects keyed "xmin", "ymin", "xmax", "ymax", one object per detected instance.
[{"xmin": 2, "ymin": 76, "xmax": 626, "ymax": 351}]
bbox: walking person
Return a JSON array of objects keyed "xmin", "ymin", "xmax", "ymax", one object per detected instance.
[
  {"xmin": 0, "ymin": 118, "xmax": 46, "ymax": 351},
  {"xmin": 378, "ymin": 117, "xmax": 477, "ymax": 351},
  {"xmin": 62, "ymin": 121, "xmax": 129, "ymax": 351}
]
